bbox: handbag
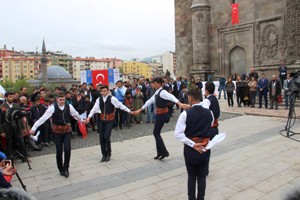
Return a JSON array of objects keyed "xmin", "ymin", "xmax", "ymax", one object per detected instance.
[{"xmin": 277, "ymin": 95, "xmax": 283, "ymax": 104}]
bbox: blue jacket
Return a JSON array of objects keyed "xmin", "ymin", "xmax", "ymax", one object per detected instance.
[
  {"xmin": 258, "ymin": 78, "xmax": 269, "ymax": 93},
  {"xmin": 114, "ymin": 86, "xmax": 126, "ymax": 103}
]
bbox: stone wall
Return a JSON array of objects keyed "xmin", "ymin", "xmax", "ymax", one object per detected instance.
[
  {"xmin": 175, "ymin": 0, "xmax": 193, "ymax": 78},
  {"xmin": 175, "ymin": 0, "xmax": 300, "ymax": 80}
]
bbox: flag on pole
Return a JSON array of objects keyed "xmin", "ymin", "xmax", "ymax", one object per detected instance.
[{"xmin": 232, "ymin": 3, "xmax": 239, "ymax": 25}]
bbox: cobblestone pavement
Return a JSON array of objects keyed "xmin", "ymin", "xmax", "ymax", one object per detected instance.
[{"xmin": 27, "ymin": 110, "xmax": 241, "ymax": 158}]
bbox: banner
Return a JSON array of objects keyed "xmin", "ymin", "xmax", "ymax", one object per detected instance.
[
  {"xmin": 114, "ymin": 69, "xmax": 120, "ymax": 83},
  {"xmin": 232, "ymin": 3, "xmax": 239, "ymax": 25},
  {"xmin": 86, "ymin": 70, "xmax": 92, "ymax": 84},
  {"xmin": 80, "ymin": 70, "xmax": 87, "ymax": 84},
  {"xmin": 92, "ymin": 70, "xmax": 109, "ymax": 88},
  {"xmin": 108, "ymin": 69, "xmax": 115, "ymax": 89}
]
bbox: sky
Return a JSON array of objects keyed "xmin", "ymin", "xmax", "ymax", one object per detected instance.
[{"xmin": 0, "ymin": 0, "xmax": 175, "ymax": 60}]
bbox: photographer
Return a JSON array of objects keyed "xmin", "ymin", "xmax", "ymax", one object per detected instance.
[{"xmin": 0, "ymin": 92, "xmax": 28, "ymax": 161}]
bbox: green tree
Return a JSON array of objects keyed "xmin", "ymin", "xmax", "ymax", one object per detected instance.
[{"xmin": 1, "ymin": 78, "xmax": 34, "ymax": 93}]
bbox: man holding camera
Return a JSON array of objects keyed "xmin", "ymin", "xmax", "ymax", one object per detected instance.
[
  {"xmin": 0, "ymin": 92, "xmax": 28, "ymax": 161},
  {"xmin": 29, "ymin": 92, "xmax": 83, "ymax": 178}
]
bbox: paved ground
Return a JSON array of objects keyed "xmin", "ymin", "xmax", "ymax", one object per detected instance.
[
  {"xmin": 10, "ymin": 99, "xmax": 300, "ymax": 200},
  {"xmin": 28, "ymin": 108, "xmax": 241, "ymax": 158}
]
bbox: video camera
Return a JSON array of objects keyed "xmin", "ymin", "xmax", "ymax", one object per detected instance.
[
  {"xmin": 5, "ymin": 108, "xmax": 30, "ymax": 123},
  {"xmin": 288, "ymin": 71, "xmax": 300, "ymax": 96}
]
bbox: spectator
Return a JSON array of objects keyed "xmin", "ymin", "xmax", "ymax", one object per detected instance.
[
  {"xmin": 235, "ymin": 75, "xmax": 243, "ymax": 107},
  {"xmin": 283, "ymin": 73, "xmax": 292, "ymax": 110},
  {"xmin": 248, "ymin": 67, "xmax": 259, "ymax": 81},
  {"xmin": 248, "ymin": 76, "xmax": 258, "ymax": 108},
  {"xmin": 258, "ymin": 73, "xmax": 269, "ymax": 109},
  {"xmin": 268, "ymin": 75, "xmax": 281, "ymax": 110},
  {"xmin": 225, "ymin": 77, "xmax": 235, "ymax": 107},
  {"xmin": 218, "ymin": 75, "xmax": 227, "ymax": 100},
  {"xmin": 279, "ymin": 61, "xmax": 288, "ymax": 87}
]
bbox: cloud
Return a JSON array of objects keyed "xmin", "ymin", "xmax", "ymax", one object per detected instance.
[{"xmin": 0, "ymin": 0, "xmax": 175, "ymax": 60}]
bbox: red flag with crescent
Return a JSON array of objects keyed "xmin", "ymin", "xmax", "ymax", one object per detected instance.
[
  {"xmin": 232, "ymin": 3, "xmax": 239, "ymax": 25},
  {"xmin": 92, "ymin": 70, "xmax": 109, "ymax": 88}
]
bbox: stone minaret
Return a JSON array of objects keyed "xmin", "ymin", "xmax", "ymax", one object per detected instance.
[
  {"xmin": 190, "ymin": 0, "xmax": 213, "ymax": 80},
  {"xmin": 40, "ymin": 39, "xmax": 48, "ymax": 84}
]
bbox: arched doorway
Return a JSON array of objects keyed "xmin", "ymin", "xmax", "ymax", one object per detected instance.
[{"xmin": 229, "ymin": 46, "xmax": 246, "ymax": 76}]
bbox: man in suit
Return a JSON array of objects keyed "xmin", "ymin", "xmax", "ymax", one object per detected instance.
[
  {"xmin": 173, "ymin": 76, "xmax": 182, "ymax": 109},
  {"xmin": 278, "ymin": 61, "xmax": 288, "ymax": 87},
  {"xmin": 283, "ymin": 73, "xmax": 292, "ymax": 110},
  {"xmin": 258, "ymin": 73, "xmax": 269, "ymax": 109}
]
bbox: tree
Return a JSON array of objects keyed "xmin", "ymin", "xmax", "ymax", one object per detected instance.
[{"xmin": 1, "ymin": 78, "xmax": 34, "ymax": 93}]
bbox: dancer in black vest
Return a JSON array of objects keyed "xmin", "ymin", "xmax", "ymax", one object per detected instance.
[
  {"xmin": 85, "ymin": 85, "xmax": 134, "ymax": 162},
  {"xmin": 201, "ymin": 81, "xmax": 220, "ymax": 138},
  {"xmin": 29, "ymin": 92, "xmax": 83, "ymax": 178},
  {"xmin": 175, "ymin": 88, "xmax": 214, "ymax": 200},
  {"xmin": 134, "ymin": 77, "xmax": 189, "ymax": 160}
]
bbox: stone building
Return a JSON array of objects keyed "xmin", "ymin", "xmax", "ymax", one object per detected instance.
[{"xmin": 175, "ymin": 0, "xmax": 300, "ymax": 80}]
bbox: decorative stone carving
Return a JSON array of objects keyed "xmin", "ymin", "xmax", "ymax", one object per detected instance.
[
  {"xmin": 263, "ymin": 27, "xmax": 278, "ymax": 58},
  {"xmin": 278, "ymin": 40, "xmax": 287, "ymax": 61},
  {"xmin": 255, "ymin": 42, "xmax": 263, "ymax": 65},
  {"xmin": 286, "ymin": 0, "xmax": 298, "ymax": 61}
]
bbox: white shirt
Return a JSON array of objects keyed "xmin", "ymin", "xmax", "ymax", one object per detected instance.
[
  {"xmin": 142, "ymin": 87, "xmax": 179, "ymax": 110},
  {"xmin": 201, "ymin": 94, "xmax": 214, "ymax": 109},
  {"xmin": 88, "ymin": 95, "xmax": 131, "ymax": 118},
  {"xmin": 31, "ymin": 104, "xmax": 82, "ymax": 132},
  {"xmin": 174, "ymin": 103, "xmax": 214, "ymax": 148}
]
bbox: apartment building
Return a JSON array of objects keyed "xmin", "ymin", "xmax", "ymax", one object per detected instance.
[{"xmin": 123, "ymin": 61, "xmax": 151, "ymax": 79}]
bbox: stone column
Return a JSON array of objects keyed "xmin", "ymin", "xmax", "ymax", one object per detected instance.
[{"xmin": 190, "ymin": 0, "xmax": 214, "ymax": 80}]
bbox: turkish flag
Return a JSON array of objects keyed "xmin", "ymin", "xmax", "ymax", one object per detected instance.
[
  {"xmin": 232, "ymin": 3, "xmax": 239, "ymax": 25},
  {"xmin": 92, "ymin": 70, "xmax": 109, "ymax": 88}
]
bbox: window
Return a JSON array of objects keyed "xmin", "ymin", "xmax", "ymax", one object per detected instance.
[
  {"xmin": 5, "ymin": 66, "xmax": 8, "ymax": 69},
  {"xmin": 16, "ymin": 70, "xmax": 19, "ymax": 74},
  {"xmin": 30, "ymin": 70, "xmax": 33, "ymax": 73},
  {"xmin": 15, "ymin": 65, "xmax": 19, "ymax": 69},
  {"xmin": 5, "ymin": 70, "xmax": 8, "ymax": 74},
  {"xmin": 5, "ymin": 76, "xmax": 8, "ymax": 78},
  {"xmin": 23, "ymin": 65, "xmax": 27, "ymax": 68},
  {"xmin": 24, "ymin": 70, "xmax": 27, "ymax": 73},
  {"xmin": 15, "ymin": 75, "xmax": 19, "ymax": 79}
]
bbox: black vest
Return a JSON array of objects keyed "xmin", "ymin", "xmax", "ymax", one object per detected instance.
[
  {"xmin": 52, "ymin": 103, "xmax": 71, "ymax": 125},
  {"xmin": 99, "ymin": 96, "xmax": 115, "ymax": 114},
  {"xmin": 184, "ymin": 105, "xmax": 213, "ymax": 138},
  {"xmin": 155, "ymin": 89, "xmax": 168, "ymax": 108},
  {"xmin": 207, "ymin": 95, "xmax": 220, "ymax": 119}
]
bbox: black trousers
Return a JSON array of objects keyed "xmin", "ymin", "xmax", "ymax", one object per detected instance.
[
  {"xmin": 114, "ymin": 108, "xmax": 124, "ymax": 128},
  {"xmin": 153, "ymin": 113, "xmax": 170, "ymax": 155},
  {"xmin": 259, "ymin": 92, "xmax": 268, "ymax": 108},
  {"xmin": 236, "ymin": 92, "xmax": 242, "ymax": 106},
  {"xmin": 53, "ymin": 132, "xmax": 71, "ymax": 172},
  {"xmin": 184, "ymin": 145, "xmax": 210, "ymax": 200},
  {"xmin": 99, "ymin": 120, "xmax": 115, "ymax": 157},
  {"xmin": 227, "ymin": 92, "xmax": 234, "ymax": 106}
]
